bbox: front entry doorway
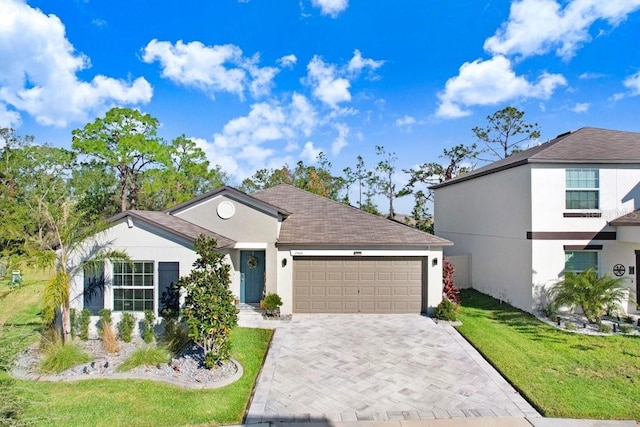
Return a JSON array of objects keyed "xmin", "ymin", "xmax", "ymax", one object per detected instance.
[{"xmin": 241, "ymin": 251, "xmax": 265, "ymax": 304}]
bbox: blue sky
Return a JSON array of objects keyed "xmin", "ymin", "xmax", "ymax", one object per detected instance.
[{"xmin": 2, "ymin": 0, "xmax": 640, "ymax": 212}]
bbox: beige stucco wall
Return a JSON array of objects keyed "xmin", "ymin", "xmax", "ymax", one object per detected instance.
[
  {"xmin": 172, "ymin": 195, "xmax": 280, "ymax": 298},
  {"xmin": 434, "ymin": 165, "xmax": 534, "ymax": 312}
]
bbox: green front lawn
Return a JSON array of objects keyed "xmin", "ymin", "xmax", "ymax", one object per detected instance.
[
  {"xmin": 1, "ymin": 271, "xmax": 273, "ymax": 427},
  {"xmin": 456, "ymin": 289, "xmax": 640, "ymax": 420}
]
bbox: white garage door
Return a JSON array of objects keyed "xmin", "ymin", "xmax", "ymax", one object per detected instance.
[{"xmin": 293, "ymin": 256, "xmax": 426, "ymax": 313}]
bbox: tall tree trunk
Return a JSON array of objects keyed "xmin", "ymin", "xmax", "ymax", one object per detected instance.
[
  {"xmin": 62, "ymin": 303, "xmax": 72, "ymax": 343},
  {"xmin": 120, "ymin": 173, "xmax": 128, "ymax": 212}
]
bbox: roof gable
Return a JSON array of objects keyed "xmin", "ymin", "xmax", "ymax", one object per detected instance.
[
  {"xmin": 432, "ymin": 127, "xmax": 640, "ymax": 189},
  {"xmin": 108, "ymin": 210, "xmax": 236, "ymax": 248},
  {"xmin": 252, "ymin": 184, "xmax": 451, "ymax": 247},
  {"xmin": 165, "ymin": 186, "xmax": 290, "ymax": 218}
]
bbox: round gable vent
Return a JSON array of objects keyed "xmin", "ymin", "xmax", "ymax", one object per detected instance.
[{"xmin": 217, "ymin": 201, "xmax": 235, "ymax": 219}]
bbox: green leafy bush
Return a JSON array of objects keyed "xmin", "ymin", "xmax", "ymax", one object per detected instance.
[
  {"xmin": 563, "ymin": 322, "xmax": 577, "ymax": 331},
  {"xmin": 118, "ymin": 312, "xmax": 135, "ymax": 343},
  {"xmin": 69, "ymin": 308, "xmax": 77, "ymax": 339},
  {"xmin": 179, "ymin": 235, "xmax": 238, "ymax": 368},
  {"xmin": 263, "ymin": 293, "xmax": 283, "ymax": 317},
  {"xmin": 116, "ymin": 345, "xmax": 170, "ymax": 372},
  {"xmin": 433, "ymin": 297, "xmax": 458, "ymax": 321},
  {"xmin": 551, "ymin": 269, "xmax": 626, "ymax": 324},
  {"xmin": 39, "ymin": 342, "xmax": 91, "ymax": 374},
  {"xmin": 142, "ymin": 310, "xmax": 155, "ymax": 343},
  {"xmin": 98, "ymin": 308, "xmax": 112, "ymax": 333},
  {"xmin": 78, "ymin": 309, "xmax": 91, "ymax": 341}
]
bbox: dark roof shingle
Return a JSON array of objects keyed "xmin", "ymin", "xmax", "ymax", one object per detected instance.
[
  {"xmin": 432, "ymin": 127, "xmax": 640, "ymax": 189},
  {"xmin": 109, "ymin": 210, "xmax": 236, "ymax": 248},
  {"xmin": 609, "ymin": 210, "xmax": 640, "ymax": 227},
  {"xmin": 252, "ymin": 184, "xmax": 452, "ymax": 247}
]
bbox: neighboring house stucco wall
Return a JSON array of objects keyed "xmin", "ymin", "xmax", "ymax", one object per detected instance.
[{"xmin": 434, "ymin": 165, "xmax": 534, "ymax": 311}]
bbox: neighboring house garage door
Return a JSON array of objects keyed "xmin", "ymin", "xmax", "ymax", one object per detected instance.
[{"xmin": 293, "ymin": 256, "xmax": 425, "ymax": 313}]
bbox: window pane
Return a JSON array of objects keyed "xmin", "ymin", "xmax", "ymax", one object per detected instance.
[
  {"xmin": 144, "ymin": 289, "xmax": 153, "ymax": 299},
  {"xmin": 566, "ymin": 190, "xmax": 599, "ymax": 209},
  {"xmin": 144, "ymin": 300, "xmax": 154, "ymax": 311},
  {"xmin": 565, "ymin": 251, "xmax": 598, "ymax": 272},
  {"xmin": 566, "ymin": 169, "xmax": 598, "ymax": 189},
  {"xmin": 133, "ymin": 275, "xmax": 143, "ymax": 286},
  {"xmin": 113, "ymin": 262, "xmax": 123, "ymax": 274},
  {"xmin": 144, "ymin": 262, "xmax": 153, "ymax": 274}
]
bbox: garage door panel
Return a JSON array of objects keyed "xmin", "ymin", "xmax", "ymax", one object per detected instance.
[{"xmin": 293, "ymin": 256, "xmax": 425, "ymax": 313}]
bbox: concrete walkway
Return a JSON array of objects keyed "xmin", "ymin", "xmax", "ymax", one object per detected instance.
[
  {"xmin": 230, "ymin": 418, "xmax": 637, "ymax": 427},
  {"xmin": 242, "ymin": 313, "xmax": 540, "ymax": 424}
]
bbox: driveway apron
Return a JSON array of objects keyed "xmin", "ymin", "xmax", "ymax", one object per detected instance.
[{"xmin": 245, "ymin": 314, "xmax": 539, "ymax": 424}]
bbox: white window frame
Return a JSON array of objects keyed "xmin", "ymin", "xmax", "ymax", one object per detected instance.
[
  {"xmin": 112, "ymin": 261, "xmax": 155, "ymax": 312},
  {"xmin": 565, "ymin": 168, "xmax": 599, "ymax": 210}
]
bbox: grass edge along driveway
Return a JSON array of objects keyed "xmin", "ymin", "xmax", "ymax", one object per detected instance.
[
  {"xmin": 0, "ymin": 276, "xmax": 273, "ymax": 427},
  {"xmin": 455, "ymin": 289, "xmax": 640, "ymax": 420}
]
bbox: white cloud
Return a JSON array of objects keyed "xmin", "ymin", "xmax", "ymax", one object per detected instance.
[
  {"xmin": 290, "ymin": 93, "xmax": 317, "ymax": 136},
  {"xmin": 277, "ymin": 54, "xmax": 298, "ymax": 68},
  {"xmin": 304, "ymin": 51, "xmax": 384, "ymax": 109},
  {"xmin": 435, "ymin": 56, "xmax": 567, "ymax": 118},
  {"xmin": 142, "ymin": 40, "xmax": 247, "ymax": 99},
  {"xmin": 300, "ymin": 141, "xmax": 322, "ymax": 162},
  {"xmin": 331, "ymin": 123, "xmax": 349, "ymax": 155},
  {"xmin": 347, "ymin": 49, "xmax": 384, "ymax": 78},
  {"xmin": 194, "ymin": 94, "xmax": 323, "ymax": 178},
  {"xmin": 0, "ymin": 103, "xmax": 21, "ymax": 128},
  {"xmin": 579, "ymin": 72, "xmax": 606, "ymax": 79},
  {"xmin": 395, "ymin": 115, "xmax": 416, "ymax": 127},
  {"xmin": 570, "ymin": 102, "xmax": 590, "ymax": 113},
  {"xmin": 623, "ymin": 71, "xmax": 640, "ymax": 96},
  {"xmin": 484, "ymin": 0, "xmax": 640, "ymax": 60},
  {"xmin": 142, "ymin": 40, "xmax": 283, "ymax": 100},
  {"xmin": 0, "ymin": 0, "xmax": 152, "ymax": 127},
  {"xmin": 311, "ymin": 0, "xmax": 348, "ymax": 18},
  {"xmin": 306, "ymin": 55, "xmax": 351, "ymax": 107}
]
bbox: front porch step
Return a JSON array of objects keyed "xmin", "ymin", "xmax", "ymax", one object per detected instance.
[{"xmin": 238, "ymin": 303, "xmax": 263, "ymax": 312}]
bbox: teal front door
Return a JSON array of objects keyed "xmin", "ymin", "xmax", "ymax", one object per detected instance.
[{"xmin": 240, "ymin": 251, "xmax": 265, "ymax": 303}]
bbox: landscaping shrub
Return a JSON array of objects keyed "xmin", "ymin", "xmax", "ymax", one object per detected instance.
[
  {"xmin": 619, "ymin": 324, "xmax": 634, "ymax": 334},
  {"xmin": 551, "ymin": 269, "xmax": 626, "ymax": 323},
  {"xmin": 116, "ymin": 345, "xmax": 170, "ymax": 372},
  {"xmin": 69, "ymin": 308, "xmax": 77, "ymax": 339},
  {"xmin": 598, "ymin": 323, "xmax": 613, "ymax": 334},
  {"xmin": 442, "ymin": 258, "xmax": 460, "ymax": 303},
  {"xmin": 118, "ymin": 312, "xmax": 135, "ymax": 343},
  {"xmin": 78, "ymin": 309, "xmax": 91, "ymax": 341},
  {"xmin": 39, "ymin": 342, "xmax": 91, "ymax": 374},
  {"xmin": 142, "ymin": 310, "xmax": 155, "ymax": 343},
  {"xmin": 179, "ymin": 235, "xmax": 238, "ymax": 368},
  {"xmin": 563, "ymin": 322, "xmax": 577, "ymax": 331},
  {"xmin": 263, "ymin": 293, "xmax": 283, "ymax": 317},
  {"xmin": 433, "ymin": 297, "xmax": 458, "ymax": 321}
]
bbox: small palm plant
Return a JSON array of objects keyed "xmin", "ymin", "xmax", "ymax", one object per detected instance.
[{"xmin": 551, "ymin": 268, "xmax": 627, "ymax": 324}]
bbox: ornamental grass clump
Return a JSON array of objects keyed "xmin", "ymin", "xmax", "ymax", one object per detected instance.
[
  {"xmin": 116, "ymin": 345, "xmax": 170, "ymax": 372},
  {"xmin": 433, "ymin": 297, "xmax": 458, "ymax": 321},
  {"xmin": 98, "ymin": 309, "xmax": 119, "ymax": 353},
  {"xmin": 78, "ymin": 309, "xmax": 91, "ymax": 341},
  {"xmin": 40, "ymin": 341, "xmax": 91, "ymax": 374},
  {"xmin": 551, "ymin": 269, "xmax": 627, "ymax": 324}
]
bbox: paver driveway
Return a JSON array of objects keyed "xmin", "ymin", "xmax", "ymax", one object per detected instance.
[{"xmin": 244, "ymin": 314, "xmax": 539, "ymax": 424}]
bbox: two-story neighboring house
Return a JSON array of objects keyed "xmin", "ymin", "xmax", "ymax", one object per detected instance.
[{"xmin": 432, "ymin": 127, "xmax": 640, "ymax": 314}]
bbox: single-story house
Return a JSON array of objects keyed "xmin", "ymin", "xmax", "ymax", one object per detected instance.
[
  {"xmin": 432, "ymin": 127, "xmax": 640, "ymax": 314},
  {"xmin": 70, "ymin": 184, "xmax": 451, "ymax": 322}
]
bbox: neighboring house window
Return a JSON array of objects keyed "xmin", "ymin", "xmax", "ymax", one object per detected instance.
[
  {"xmin": 566, "ymin": 169, "xmax": 599, "ymax": 209},
  {"xmin": 564, "ymin": 251, "xmax": 598, "ymax": 273},
  {"xmin": 113, "ymin": 261, "xmax": 154, "ymax": 311}
]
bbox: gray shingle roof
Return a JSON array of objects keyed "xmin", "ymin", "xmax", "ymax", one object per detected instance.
[
  {"xmin": 609, "ymin": 210, "xmax": 640, "ymax": 227},
  {"xmin": 252, "ymin": 184, "xmax": 452, "ymax": 247},
  {"xmin": 432, "ymin": 127, "xmax": 640, "ymax": 189},
  {"xmin": 108, "ymin": 210, "xmax": 236, "ymax": 248}
]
